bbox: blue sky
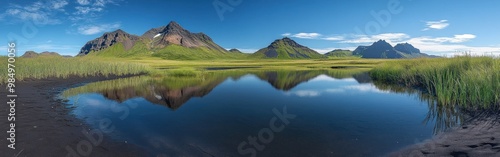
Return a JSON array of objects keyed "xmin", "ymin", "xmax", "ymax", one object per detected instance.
[{"xmin": 1, "ymin": 0, "xmax": 499, "ymax": 56}]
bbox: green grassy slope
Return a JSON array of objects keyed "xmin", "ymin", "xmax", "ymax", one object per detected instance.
[
  {"xmin": 85, "ymin": 42, "xmax": 248, "ymax": 60},
  {"xmin": 370, "ymin": 56, "xmax": 500, "ymax": 109},
  {"xmin": 251, "ymin": 39, "xmax": 325, "ymax": 59}
]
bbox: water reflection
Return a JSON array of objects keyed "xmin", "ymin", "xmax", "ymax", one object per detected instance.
[
  {"xmin": 63, "ymin": 70, "xmax": 370, "ymax": 109},
  {"xmin": 373, "ymin": 82, "xmax": 465, "ymax": 133},
  {"xmin": 61, "ymin": 69, "xmax": 466, "ymax": 156}
]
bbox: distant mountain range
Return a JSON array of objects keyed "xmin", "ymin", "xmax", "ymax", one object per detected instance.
[
  {"xmin": 21, "ymin": 51, "xmax": 71, "ymax": 58},
  {"xmin": 21, "ymin": 21, "xmax": 436, "ymax": 59},
  {"xmin": 353, "ymin": 40, "xmax": 435, "ymax": 58}
]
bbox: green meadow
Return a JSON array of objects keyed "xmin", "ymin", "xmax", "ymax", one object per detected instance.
[
  {"xmin": 371, "ymin": 56, "xmax": 500, "ymax": 109},
  {"xmin": 0, "ymin": 56, "xmax": 150, "ymax": 83},
  {"xmin": 1, "ymin": 54, "xmax": 498, "ymax": 110}
]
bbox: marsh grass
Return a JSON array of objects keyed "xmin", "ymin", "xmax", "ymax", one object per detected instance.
[
  {"xmin": 371, "ymin": 56, "xmax": 500, "ymax": 109},
  {"xmin": 0, "ymin": 56, "xmax": 150, "ymax": 83}
]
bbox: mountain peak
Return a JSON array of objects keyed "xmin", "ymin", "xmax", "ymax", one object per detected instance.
[
  {"xmin": 269, "ymin": 37, "xmax": 302, "ymax": 48},
  {"xmin": 78, "ymin": 29, "xmax": 139, "ymax": 55},
  {"xmin": 106, "ymin": 29, "xmax": 126, "ymax": 34},
  {"xmin": 372, "ymin": 39, "xmax": 393, "ymax": 49},
  {"xmin": 353, "ymin": 40, "xmax": 429, "ymax": 58},
  {"xmin": 165, "ymin": 21, "xmax": 184, "ymax": 31},
  {"xmin": 374, "ymin": 39, "xmax": 390, "ymax": 44},
  {"xmin": 228, "ymin": 48, "xmax": 243, "ymax": 53},
  {"xmin": 395, "ymin": 43, "xmax": 421, "ymax": 54},
  {"xmin": 254, "ymin": 38, "xmax": 323, "ymax": 59}
]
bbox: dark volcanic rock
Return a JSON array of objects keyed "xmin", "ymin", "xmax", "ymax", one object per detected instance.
[
  {"xmin": 141, "ymin": 21, "xmax": 227, "ymax": 52},
  {"xmin": 78, "ymin": 29, "xmax": 140, "ymax": 56},
  {"xmin": 394, "ymin": 43, "xmax": 421, "ymax": 54},
  {"xmin": 353, "ymin": 40, "xmax": 430, "ymax": 59},
  {"xmin": 360, "ymin": 40, "xmax": 404, "ymax": 58}
]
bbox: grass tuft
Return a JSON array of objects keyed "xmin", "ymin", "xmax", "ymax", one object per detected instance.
[
  {"xmin": 370, "ymin": 56, "xmax": 500, "ymax": 109},
  {"xmin": 0, "ymin": 56, "xmax": 151, "ymax": 83}
]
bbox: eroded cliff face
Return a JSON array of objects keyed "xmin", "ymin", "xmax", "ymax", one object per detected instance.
[
  {"xmin": 78, "ymin": 29, "xmax": 140, "ymax": 55},
  {"xmin": 141, "ymin": 21, "xmax": 227, "ymax": 52}
]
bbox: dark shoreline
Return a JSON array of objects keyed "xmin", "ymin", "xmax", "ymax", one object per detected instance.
[
  {"xmin": 389, "ymin": 112, "xmax": 500, "ymax": 157},
  {"xmin": 0, "ymin": 75, "xmax": 146, "ymax": 157}
]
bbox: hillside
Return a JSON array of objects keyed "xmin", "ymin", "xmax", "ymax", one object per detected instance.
[
  {"xmin": 77, "ymin": 21, "xmax": 238, "ymax": 60},
  {"xmin": 78, "ymin": 29, "xmax": 140, "ymax": 56},
  {"xmin": 21, "ymin": 51, "xmax": 70, "ymax": 58},
  {"xmin": 252, "ymin": 37, "xmax": 325, "ymax": 59},
  {"xmin": 324, "ymin": 49, "xmax": 355, "ymax": 57}
]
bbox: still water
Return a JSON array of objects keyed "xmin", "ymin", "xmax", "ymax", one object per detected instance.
[{"xmin": 62, "ymin": 70, "xmax": 462, "ymax": 156}]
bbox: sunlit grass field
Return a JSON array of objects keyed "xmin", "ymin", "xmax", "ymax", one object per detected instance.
[
  {"xmin": 0, "ymin": 56, "xmax": 150, "ymax": 83},
  {"xmin": 2, "ymin": 54, "xmax": 499, "ymax": 109},
  {"xmin": 0, "ymin": 55, "xmax": 382, "ymax": 84},
  {"xmin": 371, "ymin": 56, "xmax": 500, "ymax": 109}
]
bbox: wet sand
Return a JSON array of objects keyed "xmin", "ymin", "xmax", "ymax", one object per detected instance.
[
  {"xmin": 390, "ymin": 113, "xmax": 500, "ymax": 157},
  {"xmin": 0, "ymin": 75, "xmax": 146, "ymax": 157}
]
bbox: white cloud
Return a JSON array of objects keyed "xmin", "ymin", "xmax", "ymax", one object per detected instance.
[
  {"xmin": 325, "ymin": 89, "xmax": 345, "ymax": 93},
  {"xmin": 310, "ymin": 75, "xmax": 357, "ymax": 82},
  {"xmin": 285, "ymin": 90, "xmax": 321, "ymax": 97},
  {"xmin": 344, "ymin": 84, "xmax": 389, "ymax": 94},
  {"xmin": 77, "ymin": 23, "xmax": 121, "ymax": 35},
  {"xmin": 408, "ymin": 34, "xmax": 476, "ymax": 44},
  {"xmin": 322, "ymin": 36, "xmax": 344, "ymax": 41},
  {"xmin": 77, "ymin": 0, "xmax": 91, "ymax": 5},
  {"xmin": 372, "ymin": 33, "xmax": 410, "ymax": 41},
  {"xmin": 283, "ymin": 33, "xmax": 346, "ymax": 41},
  {"xmin": 404, "ymin": 36, "xmax": 500, "ymax": 56},
  {"xmin": 1, "ymin": 1, "xmax": 67, "ymax": 25},
  {"xmin": 236, "ymin": 48, "xmax": 258, "ymax": 53},
  {"xmin": 311, "ymin": 47, "xmax": 357, "ymax": 54},
  {"xmin": 340, "ymin": 33, "xmax": 410, "ymax": 44},
  {"xmin": 74, "ymin": 6, "xmax": 104, "ymax": 15},
  {"xmin": 423, "ymin": 20, "xmax": 449, "ymax": 31},
  {"xmin": 51, "ymin": 0, "xmax": 69, "ymax": 10},
  {"xmin": 292, "ymin": 33, "xmax": 322, "ymax": 39},
  {"xmin": 94, "ymin": 0, "xmax": 116, "ymax": 7}
]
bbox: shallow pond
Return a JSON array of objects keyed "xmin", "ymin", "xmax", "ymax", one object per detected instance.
[{"xmin": 62, "ymin": 70, "xmax": 463, "ymax": 156}]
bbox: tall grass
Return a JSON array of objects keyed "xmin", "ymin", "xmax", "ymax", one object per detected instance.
[
  {"xmin": 0, "ymin": 56, "xmax": 150, "ymax": 83},
  {"xmin": 371, "ymin": 56, "xmax": 499, "ymax": 109}
]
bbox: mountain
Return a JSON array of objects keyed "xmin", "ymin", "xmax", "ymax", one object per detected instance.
[
  {"xmin": 228, "ymin": 48, "xmax": 243, "ymax": 53},
  {"xmin": 21, "ymin": 51, "xmax": 69, "ymax": 58},
  {"xmin": 78, "ymin": 29, "xmax": 140, "ymax": 56},
  {"xmin": 353, "ymin": 40, "xmax": 430, "ymax": 58},
  {"xmin": 142, "ymin": 21, "xmax": 227, "ymax": 52},
  {"xmin": 252, "ymin": 37, "xmax": 325, "ymax": 59},
  {"xmin": 21, "ymin": 51, "xmax": 39, "ymax": 58},
  {"xmin": 394, "ymin": 43, "xmax": 421, "ymax": 54},
  {"xmin": 77, "ymin": 21, "xmax": 233, "ymax": 59},
  {"xmin": 324, "ymin": 49, "xmax": 354, "ymax": 57}
]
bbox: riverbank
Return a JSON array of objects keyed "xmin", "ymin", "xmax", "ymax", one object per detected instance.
[
  {"xmin": 390, "ymin": 112, "xmax": 500, "ymax": 157},
  {"xmin": 0, "ymin": 75, "xmax": 146, "ymax": 157}
]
